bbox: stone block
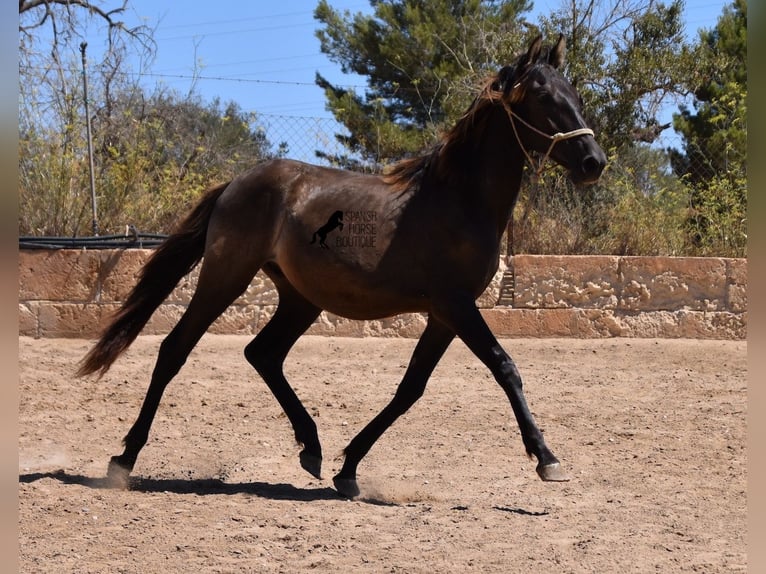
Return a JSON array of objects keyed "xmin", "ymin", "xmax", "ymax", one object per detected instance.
[
  {"xmin": 18, "ymin": 249, "xmax": 747, "ymax": 340},
  {"xmin": 167, "ymin": 263, "xmax": 278, "ymax": 307},
  {"xmin": 364, "ymin": 313, "xmax": 428, "ymax": 337},
  {"xmin": 238, "ymin": 271, "xmax": 279, "ymax": 306},
  {"xmin": 306, "ymin": 313, "xmax": 427, "ymax": 338},
  {"xmin": 19, "ymin": 250, "xmax": 100, "ymax": 302},
  {"xmin": 481, "ymin": 308, "xmax": 578, "ymax": 337},
  {"xmin": 255, "ymin": 306, "xmax": 277, "ymax": 331},
  {"xmin": 476, "ymin": 259, "xmax": 507, "ymax": 308},
  {"xmin": 481, "ymin": 307, "xmax": 746, "ymax": 340},
  {"xmin": 512, "ymin": 255, "xmax": 619, "ymax": 309},
  {"xmin": 143, "ymin": 304, "xmax": 185, "ymax": 335},
  {"xmin": 573, "ymin": 309, "xmax": 624, "ymax": 337},
  {"xmin": 208, "ymin": 305, "xmax": 258, "ymax": 335},
  {"xmin": 308, "ymin": 313, "xmax": 367, "ymax": 337},
  {"xmin": 614, "ymin": 310, "xmax": 745, "ymax": 339},
  {"xmin": 618, "ymin": 257, "xmax": 726, "ymax": 311},
  {"xmin": 168, "ymin": 267, "xmax": 199, "ymax": 305},
  {"xmin": 726, "ymin": 258, "xmax": 747, "ymax": 313},
  {"xmin": 37, "ymin": 302, "xmax": 116, "ymax": 338},
  {"xmin": 99, "ymin": 249, "xmax": 147, "ymax": 302},
  {"xmin": 18, "ymin": 302, "xmax": 38, "ymax": 337}
]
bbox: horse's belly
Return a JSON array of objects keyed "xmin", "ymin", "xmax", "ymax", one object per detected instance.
[
  {"xmin": 291, "ymin": 265, "xmax": 429, "ymax": 320},
  {"xmin": 267, "ymin": 203, "xmax": 430, "ymax": 318}
]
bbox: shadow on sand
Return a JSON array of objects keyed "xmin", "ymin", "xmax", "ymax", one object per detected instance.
[
  {"xmin": 19, "ymin": 469, "xmax": 342, "ymax": 502},
  {"xmin": 20, "ymin": 472, "xmax": 544, "ymax": 512}
]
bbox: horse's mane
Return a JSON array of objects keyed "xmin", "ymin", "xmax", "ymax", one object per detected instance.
[{"xmin": 383, "ymin": 71, "xmax": 523, "ymax": 193}]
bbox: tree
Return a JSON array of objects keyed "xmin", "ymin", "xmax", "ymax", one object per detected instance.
[
  {"xmin": 19, "ymin": 0, "xmax": 155, "ymax": 235},
  {"xmin": 19, "ymin": 0, "xmax": 156, "ymax": 129},
  {"xmin": 313, "ymin": 0, "xmax": 707, "ymax": 256},
  {"xmin": 315, "ymin": 0, "xmax": 697, "ymax": 167},
  {"xmin": 671, "ymin": 0, "xmax": 746, "ymax": 182},
  {"xmin": 314, "ymin": 0, "xmax": 532, "ymax": 168},
  {"xmin": 20, "ymin": 78, "xmax": 277, "ymax": 235},
  {"xmin": 537, "ymin": 0, "xmax": 697, "ymax": 150},
  {"xmin": 513, "ymin": 0, "xmax": 700, "ymax": 255},
  {"xmin": 669, "ymin": 0, "xmax": 747, "ymax": 256},
  {"xmin": 19, "ymin": 1, "xmax": 277, "ymax": 236}
]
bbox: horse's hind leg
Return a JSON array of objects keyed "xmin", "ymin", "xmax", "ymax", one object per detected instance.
[
  {"xmin": 333, "ymin": 315, "xmax": 455, "ymax": 498},
  {"xmin": 108, "ymin": 255, "xmax": 261, "ymax": 485},
  {"xmin": 244, "ymin": 275, "xmax": 323, "ymax": 478}
]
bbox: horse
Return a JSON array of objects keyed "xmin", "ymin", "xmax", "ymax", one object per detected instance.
[
  {"xmin": 309, "ymin": 210, "xmax": 344, "ymax": 248},
  {"xmin": 77, "ymin": 34, "xmax": 606, "ymax": 499}
]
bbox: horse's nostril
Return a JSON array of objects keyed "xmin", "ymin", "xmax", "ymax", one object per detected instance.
[{"xmin": 582, "ymin": 155, "xmax": 605, "ymax": 177}]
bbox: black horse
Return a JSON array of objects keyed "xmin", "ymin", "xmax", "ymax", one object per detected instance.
[
  {"xmin": 78, "ymin": 35, "xmax": 606, "ymax": 498},
  {"xmin": 310, "ymin": 210, "xmax": 344, "ymax": 248}
]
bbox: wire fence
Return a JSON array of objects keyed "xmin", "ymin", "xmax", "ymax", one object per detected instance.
[
  {"xmin": 18, "ymin": 113, "xmax": 744, "ymax": 253},
  {"xmin": 255, "ymin": 113, "xmax": 715, "ymax": 172},
  {"xmin": 257, "ymin": 114, "xmax": 350, "ymax": 166}
]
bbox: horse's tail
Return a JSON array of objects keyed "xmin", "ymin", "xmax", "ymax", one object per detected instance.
[
  {"xmin": 309, "ymin": 232, "xmax": 317, "ymax": 245},
  {"xmin": 77, "ymin": 181, "xmax": 230, "ymax": 378}
]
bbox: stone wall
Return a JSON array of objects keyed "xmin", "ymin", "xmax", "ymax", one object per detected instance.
[{"xmin": 18, "ymin": 249, "xmax": 746, "ymax": 339}]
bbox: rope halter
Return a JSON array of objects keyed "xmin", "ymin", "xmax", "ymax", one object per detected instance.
[{"xmin": 502, "ymin": 98, "xmax": 594, "ymax": 179}]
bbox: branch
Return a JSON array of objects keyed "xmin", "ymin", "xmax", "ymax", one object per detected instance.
[
  {"xmin": 20, "ymin": 0, "xmax": 128, "ymax": 22},
  {"xmin": 20, "ymin": 0, "xmax": 156, "ymax": 64}
]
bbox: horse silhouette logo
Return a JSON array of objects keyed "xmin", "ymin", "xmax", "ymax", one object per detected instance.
[{"xmin": 310, "ymin": 210, "xmax": 344, "ymax": 248}]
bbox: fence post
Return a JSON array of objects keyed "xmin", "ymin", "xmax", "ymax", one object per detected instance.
[{"xmin": 80, "ymin": 42, "xmax": 99, "ymax": 236}]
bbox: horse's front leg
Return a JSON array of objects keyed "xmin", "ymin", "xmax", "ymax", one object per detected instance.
[
  {"xmin": 333, "ymin": 316, "xmax": 455, "ymax": 498},
  {"xmin": 432, "ymin": 295, "xmax": 569, "ymax": 482}
]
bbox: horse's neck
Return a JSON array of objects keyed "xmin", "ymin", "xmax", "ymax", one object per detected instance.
[
  {"xmin": 481, "ymin": 147, "xmax": 524, "ymax": 236},
  {"xmin": 448, "ymin": 110, "xmax": 526, "ymax": 238}
]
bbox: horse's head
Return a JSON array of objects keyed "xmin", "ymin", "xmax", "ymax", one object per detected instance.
[{"xmin": 493, "ymin": 35, "xmax": 606, "ymax": 185}]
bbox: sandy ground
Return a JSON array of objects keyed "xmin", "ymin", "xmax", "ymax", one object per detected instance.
[{"xmin": 19, "ymin": 334, "xmax": 746, "ymax": 573}]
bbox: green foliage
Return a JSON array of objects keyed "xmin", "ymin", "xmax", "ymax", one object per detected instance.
[
  {"xmin": 672, "ymin": 0, "xmax": 746, "ymax": 181},
  {"xmin": 682, "ymin": 172, "xmax": 747, "ymax": 257},
  {"xmin": 19, "ymin": 86, "xmax": 275, "ymax": 236},
  {"xmin": 595, "ymin": 146, "xmax": 689, "ymax": 255},
  {"xmin": 315, "ymin": 0, "xmax": 747, "ymax": 257},
  {"xmin": 19, "ymin": 0, "xmax": 276, "ymax": 236},
  {"xmin": 534, "ymin": 0, "xmax": 697, "ymax": 152},
  {"xmin": 314, "ymin": 0, "xmax": 531, "ymax": 167},
  {"xmin": 670, "ymin": 0, "xmax": 747, "ymax": 256},
  {"xmin": 17, "ymin": 0, "xmax": 747, "ymax": 258},
  {"xmin": 510, "ymin": 145, "xmax": 688, "ymax": 255}
]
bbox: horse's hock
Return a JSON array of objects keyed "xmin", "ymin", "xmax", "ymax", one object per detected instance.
[{"xmin": 18, "ymin": 249, "xmax": 746, "ymax": 339}]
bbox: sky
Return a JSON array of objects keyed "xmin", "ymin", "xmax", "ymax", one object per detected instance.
[{"xmin": 67, "ymin": 0, "xmax": 728, "ymax": 160}]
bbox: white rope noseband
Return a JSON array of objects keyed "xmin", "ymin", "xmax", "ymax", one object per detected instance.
[{"xmin": 503, "ymin": 100, "xmax": 594, "ymax": 178}]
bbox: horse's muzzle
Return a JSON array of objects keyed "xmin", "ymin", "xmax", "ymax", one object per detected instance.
[{"xmin": 575, "ymin": 149, "xmax": 607, "ymax": 184}]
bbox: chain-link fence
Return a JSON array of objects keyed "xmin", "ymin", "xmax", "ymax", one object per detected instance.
[
  {"xmin": 256, "ymin": 114, "xmax": 350, "ymax": 166},
  {"xmin": 19, "ymin": 112, "xmax": 745, "ymax": 255},
  {"xmin": 242, "ymin": 115, "xmax": 747, "ymax": 258},
  {"xmin": 255, "ymin": 113, "xmax": 740, "ymax": 177}
]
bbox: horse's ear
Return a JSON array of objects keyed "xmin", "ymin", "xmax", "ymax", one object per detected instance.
[
  {"xmin": 520, "ymin": 34, "xmax": 543, "ymax": 69},
  {"xmin": 549, "ymin": 34, "xmax": 566, "ymax": 69},
  {"xmin": 493, "ymin": 65, "xmax": 516, "ymax": 93}
]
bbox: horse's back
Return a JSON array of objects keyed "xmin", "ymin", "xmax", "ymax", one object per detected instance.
[{"xmin": 228, "ymin": 161, "xmax": 430, "ymax": 318}]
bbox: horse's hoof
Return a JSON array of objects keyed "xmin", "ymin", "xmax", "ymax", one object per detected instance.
[
  {"xmin": 333, "ymin": 476, "xmax": 360, "ymax": 499},
  {"xmin": 299, "ymin": 450, "xmax": 322, "ymax": 479},
  {"xmin": 536, "ymin": 462, "xmax": 570, "ymax": 482},
  {"xmin": 106, "ymin": 457, "xmax": 132, "ymax": 489}
]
